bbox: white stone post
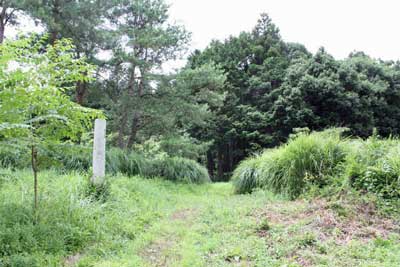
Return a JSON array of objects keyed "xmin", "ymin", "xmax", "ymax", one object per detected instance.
[{"xmin": 92, "ymin": 119, "xmax": 106, "ymax": 185}]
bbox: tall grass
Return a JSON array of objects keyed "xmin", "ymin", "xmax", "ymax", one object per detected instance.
[
  {"xmin": 0, "ymin": 170, "xmax": 101, "ymax": 266},
  {"xmin": 105, "ymin": 150, "xmax": 210, "ymax": 184},
  {"xmin": 346, "ymin": 137, "xmax": 400, "ymax": 200},
  {"xmin": 233, "ymin": 130, "xmax": 347, "ymax": 198},
  {"xmin": 142, "ymin": 157, "xmax": 211, "ymax": 184},
  {"xmin": 0, "ymin": 168, "xmax": 212, "ymax": 266},
  {"xmin": 233, "ymin": 129, "xmax": 400, "ymax": 206},
  {"xmin": 232, "ymin": 155, "xmax": 263, "ymax": 194},
  {"xmin": 0, "ymin": 143, "xmax": 30, "ymax": 169},
  {"xmin": 0, "ymin": 143, "xmax": 210, "ymax": 184}
]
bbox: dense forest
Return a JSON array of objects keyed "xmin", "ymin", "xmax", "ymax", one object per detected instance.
[{"xmin": 1, "ymin": 0, "xmax": 400, "ymax": 180}]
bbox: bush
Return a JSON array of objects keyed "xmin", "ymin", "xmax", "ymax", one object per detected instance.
[
  {"xmin": 46, "ymin": 144, "xmax": 92, "ymax": 171},
  {"xmin": 141, "ymin": 157, "xmax": 211, "ymax": 184},
  {"xmin": 346, "ymin": 137, "xmax": 400, "ymax": 200},
  {"xmin": 0, "ymin": 142, "xmax": 92, "ymax": 172},
  {"xmin": 115, "ymin": 150, "xmax": 146, "ymax": 177},
  {"xmin": 0, "ymin": 141, "xmax": 211, "ymax": 184},
  {"xmin": 233, "ymin": 130, "xmax": 347, "ymax": 198},
  {"xmin": 232, "ymin": 155, "xmax": 262, "ymax": 194},
  {"xmin": 101, "ymin": 149, "xmax": 211, "ymax": 184},
  {"xmin": 233, "ymin": 129, "xmax": 400, "ymax": 209}
]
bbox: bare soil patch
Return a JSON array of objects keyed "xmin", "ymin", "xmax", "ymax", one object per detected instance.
[
  {"xmin": 170, "ymin": 208, "xmax": 198, "ymax": 221},
  {"xmin": 140, "ymin": 238, "xmax": 179, "ymax": 267},
  {"xmin": 63, "ymin": 253, "xmax": 82, "ymax": 267}
]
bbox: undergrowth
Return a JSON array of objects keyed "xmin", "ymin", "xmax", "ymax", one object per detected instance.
[
  {"xmin": 233, "ymin": 129, "xmax": 346, "ymax": 199},
  {"xmin": 0, "ymin": 143, "xmax": 210, "ymax": 184},
  {"xmin": 0, "ymin": 169, "xmax": 213, "ymax": 266},
  {"xmin": 233, "ymin": 129, "xmax": 400, "ymax": 210}
]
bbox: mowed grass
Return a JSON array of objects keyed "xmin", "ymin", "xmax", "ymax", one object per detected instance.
[{"xmin": 0, "ymin": 169, "xmax": 399, "ymax": 266}]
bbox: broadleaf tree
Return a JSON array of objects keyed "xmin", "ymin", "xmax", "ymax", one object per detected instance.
[{"xmin": 0, "ymin": 36, "xmax": 102, "ymax": 210}]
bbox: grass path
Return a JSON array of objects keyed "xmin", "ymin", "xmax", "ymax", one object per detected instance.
[
  {"xmin": 1, "ymin": 171, "xmax": 399, "ymax": 266},
  {"xmin": 131, "ymin": 183, "xmax": 274, "ymax": 267},
  {"xmin": 120, "ymin": 181, "xmax": 400, "ymax": 267}
]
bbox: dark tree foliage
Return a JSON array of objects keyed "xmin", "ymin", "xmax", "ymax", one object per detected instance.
[{"xmin": 188, "ymin": 14, "xmax": 400, "ymax": 180}]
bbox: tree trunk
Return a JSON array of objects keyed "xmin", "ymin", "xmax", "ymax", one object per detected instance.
[
  {"xmin": 228, "ymin": 140, "xmax": 234, "ymax": 172},
  {"xmin": 127, "ymin": 113, "xmax": 139, "ymax": 149},
  {"xmin": 0, "ymin": 6, "xmax": 6, "ymax": 44},
  {"xmin": 31, "ymin": 145, "xmax": 38, "ymax": 211},
  {"xmin": 207, "ymin": 150, "xmax": 215, "ymax": 180},
  {"xmin": 76, "ymin": 81, "xmax": 87, "ymax": 105},
  {"xmin": 49, "ymin": 0, "xmax": 61, "ymax": 45},
  {"xmin": 0, "ymin": 23, "xmax": 4, "ymax": 44},
  {"xmin": 217, "ymin": 147, "xmax": 224, "ymax": 181},
  {"xmin": 126, "ymin": 65, "xmax": 144, "ymax": 149},
  {"xmin": 117, "ymin": 111, "xmax": 128, "ymax": 149}
]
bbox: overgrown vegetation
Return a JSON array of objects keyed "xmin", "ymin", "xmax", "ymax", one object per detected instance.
[
  {"xmin": 0, "ymin": 36, "xmax": 101, "ymax": 210},
  {"xmin": 233, "ymin": 129, "xmax": 346, "ymax": 197},
  {"xmin": 0, "ymin": 170, "xmax": 398, "ymax": 266},
  {"xmin": 346, "ymin": 136, "xmax": 400, "ymax": 210},
  {"xmin": 3, "ymin": 1, "xmax": 400, "ymax": 179},
  {"xmin": 0, "ymin": 170, "xmax": 99, "ymax": 266},
  {"xmin": 1, "ymin": 1, "xmax": 400, "ymax": 266},
  {"xmin": 0, "ymin": 144, "xmax": 210, "ymax": 184},
  {"xmin": 188, "ymin": 15, "xmax": 400, "ymax": 179},
  {"xmin": 233, "ymin": 129, "xmax": 400, "ymax": 209}
]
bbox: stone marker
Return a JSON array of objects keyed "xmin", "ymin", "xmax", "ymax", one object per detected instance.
[{"xmin": 92, "ymin": 119, "xmax": 106, "ymax": 185}]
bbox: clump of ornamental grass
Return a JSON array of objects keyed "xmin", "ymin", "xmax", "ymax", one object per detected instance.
[
  {"xmin": 233, "ymin": 130, "xmax": 347, "ymax": 199},
  {"xmin": 117, "ymin": 150, "xmax": 147, "ymax": 177},
  {"xmin": 52, "ymin": 144, "xmax": 92, "ymax": 172},
  {"xmin": 141, "ymin": 156, "xmax": 211, "ymax": 184},
  {"xmin": 232, "ymin": 154, "xmax": 263, "ymax": 194}
]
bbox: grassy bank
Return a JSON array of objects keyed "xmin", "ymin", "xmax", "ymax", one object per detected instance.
[
  {"xmin": 232, "ymin": 130, "xmax": 400, "ymax": 212},
  {"xmin": 0, "ymin": 169, "xmax": 399, "ymax": 266}
]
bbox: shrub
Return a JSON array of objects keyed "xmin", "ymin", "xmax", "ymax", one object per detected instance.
[
  {"xmin": 141, "ymin": 157, "xmax": 210, "ymax": 184},
  {"xmin": 106, "ymin": 148, "xmax": 125, "ymax": 174},
  {"xmin": 0, "ymin": 141, "xmax": 211, "ymax": 184},
  {"xmin": 47, "ymin": 144, "xmax": 92, "ymax": 172},
  {"xmin": 116, "ymin": 150, "xmax": 147, "ymax": 177},
  {"xmin": 104, "ymin": 150, "xmax": 211, "ymax": 184},
  {"xmin": 233, "ymin": 130, "xmax": 347, "ymax": 198},
  {"xmin": 232, "ymin": 155, "xmax": 263, "ymax": 194},
  {"xmin": 0, "ymin": 142, "xmax": 92, "ymax": 172},
  {"xmin": 346, "ymin": 137, "xmax": 400, "ymax": 200},
  {"xmin": 233, "ymin": 129, "xmax": 400, "ymax": 209}
]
